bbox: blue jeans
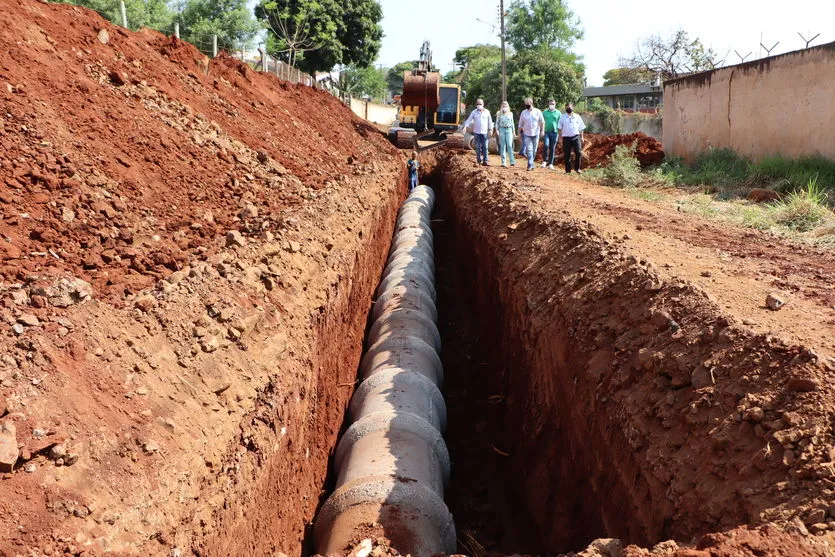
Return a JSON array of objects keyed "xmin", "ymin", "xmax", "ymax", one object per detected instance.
[
  {"xmin": 543, "ymin": 131, "xmax": 558, "ymax": 165},
  {"xmin": 409, "ymin": 173, "xmax": 418, "ymax": 190},
  {"xmin": 522, "ymin": 134, "xmax": 539, "ymax": 169},
  {"xmin": 473, "ymin": 133, "xmax": 488, "ymax": 164},
  {"xmin": 497, "ymin": 128, "xmax": 515, "ymax": 166}
]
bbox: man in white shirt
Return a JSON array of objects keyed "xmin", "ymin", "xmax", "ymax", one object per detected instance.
[
  {"xmin": 517, "ymin": 97, "xmax": 545, "ymax": 171},
  {"xmin": 461, "ymin": 98, "xmax": 494, "ymax": 166},
  {"xmin": 557, "ymin": 102, "xmax": 586, "ymax": 174}
]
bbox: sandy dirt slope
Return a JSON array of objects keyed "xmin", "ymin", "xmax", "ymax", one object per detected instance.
[{"xmin": 0, "ymin": 1, "xmax": 404, "ymax": 555}]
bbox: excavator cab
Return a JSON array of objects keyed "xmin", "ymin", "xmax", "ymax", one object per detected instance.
[{"xmin": 388, "ymin": 42, "xmax": 466, "ymax": 151}]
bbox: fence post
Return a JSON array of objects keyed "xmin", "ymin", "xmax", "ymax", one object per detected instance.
[
  {"xmin": 174, "ymin": 22, "xmax": 179, "ymax": 39},
  {"xmin": 212, "ymin": 35, "xmax": 218, "ymax": 58},
  {"xmin": 119, "ymin": 0, "xmax": 128, "ymax": 27},
  {"xmin": 259, "ymin": 48, "xmax": 266, "ymax": 72}
]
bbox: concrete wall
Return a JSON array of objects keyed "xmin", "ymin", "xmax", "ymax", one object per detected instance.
[
  {"xmin": 350, "ymin": 98, "xmax": 398, "ymax": 126},
  {"xmin": 581, "ymin": 112, "xmax": 663, "ymax": 140},
  {"xmin": 663, "ymin": 42, "xmax": 835, "ymax": 161}
]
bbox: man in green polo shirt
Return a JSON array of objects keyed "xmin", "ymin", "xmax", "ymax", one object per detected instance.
[{"xmin": 541, "ymin": 99, "xmax": 561, "ymax": 169}]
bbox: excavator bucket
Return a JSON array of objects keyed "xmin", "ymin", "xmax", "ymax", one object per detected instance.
[{"xmin": 401, "ymin": 72, "xmax": 440, "ymax": 112}]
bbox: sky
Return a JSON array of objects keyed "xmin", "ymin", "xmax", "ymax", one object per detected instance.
[{"xmin": 374, "ymin": 0, "xmax": 835, "ymax": 86}]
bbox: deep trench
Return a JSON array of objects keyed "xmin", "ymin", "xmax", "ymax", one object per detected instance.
[
  {"xmin": 427, "ymin": 170, "xmax": 620, "ymax": 554},
  {"xmin": 308, "ymin": 167, "xmax": 643, "ymax": 556}
]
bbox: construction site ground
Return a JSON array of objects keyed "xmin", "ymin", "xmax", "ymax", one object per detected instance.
[{"xmin": 1, "ymin": 1, "xmax": 835, "ymax": 556}]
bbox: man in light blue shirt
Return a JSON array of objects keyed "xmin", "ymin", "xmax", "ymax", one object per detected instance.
[
  {"xmin": 461, "ymin": 99, "xmax": 494, "ymax": 166},
  {"xmin": 557, "ymin": 102, "xmax": 586, "ymax": 174}
]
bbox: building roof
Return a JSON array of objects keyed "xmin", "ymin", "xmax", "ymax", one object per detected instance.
[{"xmin": 583, "ymin": 83, "xmax": 662, "ymax": 97}]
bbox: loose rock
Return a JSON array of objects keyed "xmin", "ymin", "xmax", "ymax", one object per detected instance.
[
  {"xmin": 766, "ymin": 293, "xmax": 785, "ymax": 311},
  {"xmin": 226, "ymin": 230, "xmax": 247, "ymax": 248},
  {"xmin": 0, "ymin": 421, "xmax": 18, "ymax": 473}
]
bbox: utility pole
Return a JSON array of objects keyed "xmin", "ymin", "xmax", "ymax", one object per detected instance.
[{"xmin": 499, "ymin": 0, "xmax": 507, "ymax": 102}]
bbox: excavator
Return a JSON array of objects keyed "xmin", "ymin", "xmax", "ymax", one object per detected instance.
[{"xmin": 388, "ymin": 42, "xmax": 465, "ymax": 151}]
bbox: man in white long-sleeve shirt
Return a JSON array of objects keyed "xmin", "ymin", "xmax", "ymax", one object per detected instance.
[
  {"xmin": 461, "ymin": 99, "xmax": 494, "ymax": 166},
  {"xmin": 517, "ymin": 98, "xmax": 545, "ymax": 171},
  {"xmin": 558, "ymin": 102, "xmax": 586, "ymax": 174}
]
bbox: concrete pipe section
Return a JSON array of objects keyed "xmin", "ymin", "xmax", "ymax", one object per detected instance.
[{"xmin": 314, "ymin": 185, "xmax": 456, "ymax": 556}]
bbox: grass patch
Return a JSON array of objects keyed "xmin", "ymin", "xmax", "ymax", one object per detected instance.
[{"xmin": 772, "ymin": 178, "xmax": 831, "ymax": 231}]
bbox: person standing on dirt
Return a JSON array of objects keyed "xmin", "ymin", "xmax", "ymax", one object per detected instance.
[
  {"xmin": 541, "ymin": 99, "xmax": 561, "ymax": 169},
  {"xmin": 517, "ymin": 98, "xmax": 545, "ymax": 171},
  {"xmin": 494, "ymin": 101, "xmax": 516, "ymax": 167},
  {"xmin": 558, "ymin": 102, "xmax": 586, "ymax": 174},
  {"xmin": 407, "ymin": 151, "xmax": 420, "ymax": 190},
  {"xmin": 461, "ymin": 98, "xmax": 494, "ymax": 166}
]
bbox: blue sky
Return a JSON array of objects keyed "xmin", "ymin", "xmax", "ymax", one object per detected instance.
[{"xmin": 374, "ymin": 0, "xmax": 835, "ymax": 86}]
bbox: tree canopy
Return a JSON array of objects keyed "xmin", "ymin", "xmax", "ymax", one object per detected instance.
[
  {"xmin": 506, "ymin": 0, "xmax": 583, "ymax": 51},
  {"xmin": 619, "ymin": 29, "xmax": 720, "ymax": 80},
  {"xmin": 258, "ymin": 0, "xmax": 383, "ymax": 73},
  {"xmin": 386, "ymin": 61, "xmax": 415, "ymax": 97},
  {"xmin": 450, "ymin": 0, "xmax": 585, "ymax": 110},
  {"xmin": 57, "ymin": 0, "xmax": 175, "ymax": 32},
  {"xmin": 340, "ymin": 65, "xmax": 387, "ymax": 100},
  {"xmin": 602, "ymin": 67, "xmax": 655, "ymax": 86},
  {"xmin": 179, "ymin": 0, "xmax": 261, "ymax": 52}
]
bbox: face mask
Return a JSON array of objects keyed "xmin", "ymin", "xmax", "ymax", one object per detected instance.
[
  {"xmin": 476, "ymin": 105, "xmax": 483, "ymax": 110},
  {"xmin": 566, "ymin": 107, "xmax": 573, "ymax": 113},
  {"xmin": 549, "ymin": 104, "xmax": 555, "ymax": 109},
  {"xmin": 525, "ymin": 104, "xmax": 532, "ymax": 109},
  {"xmin": 501, "ymin": 106, "xmax": 509, "ymax": 113}
]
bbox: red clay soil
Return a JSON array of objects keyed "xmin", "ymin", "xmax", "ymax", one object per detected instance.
[
  {"xmin": 0, "ymin": 0, "xmax": 398, "ymax": 303},
  {"xmin": 0, "ymin": 1, "xmax": 404, "ymax": 555},
  {"xmin": 436, "ymin": 151, "xmax": 835, "ymax": 556},
  {"xmin": 543, "ymin": 132, "xmax": 664, "ymax": 169}
]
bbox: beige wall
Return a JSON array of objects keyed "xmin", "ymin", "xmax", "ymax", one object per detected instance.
[
  {"xmin": 349, "ymin": 98, "xmax": 398, "ymax": 126},
  {"xmin": 663, "ymin": 42, "xmax": 835, "ymax": 162},
  {"xmin": 582, "ymin": 111, "xmax": 663, "ymax": 140}
]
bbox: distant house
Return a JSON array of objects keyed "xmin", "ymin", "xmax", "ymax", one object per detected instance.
[{"xmin": 583, "ymin": 82, "xmax": 663, "ymax": 113}]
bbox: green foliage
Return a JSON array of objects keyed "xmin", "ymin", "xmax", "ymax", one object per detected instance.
[
  {"xmin": 386, "ymin": 61, "xmax": 415, "ymax": 96},
  {"xmin": 593, "ymin": 104, "xmax": 622, "ymax": 134},
  {"xmin": 340, "ymin": 65, "xmax": 386, "ymax": 100},
  {"xmin": 599, "ymin": 144, "xmax": 642, "ymax": 187},
  {"xmin": 506, "ymin": 0, "xmax": 583, "ymax": 51},
  {"xmin": 619, "ymin": 29, "xmax": 719, "ymax": 80},
  {"xmin": 602, "ymin": 67, "xmax": 654, "ymax": 86},
  {"xmin": 54, "ymin": 0, "xmax": 175, "ymax": 31},
  {"xmin": 773, "ymin": 178, "xmax": 832, "ymax": 231},
  {"xmin": 460, "ymin": 45, "xmax": 583, "ymax": 110},
  {"xmin": 259, "ymin": 0, "xmax": 382, "ymax": 73},
  {"xmin": 180, "ymin": 0, "xmax": 261, "ymax": 52}
]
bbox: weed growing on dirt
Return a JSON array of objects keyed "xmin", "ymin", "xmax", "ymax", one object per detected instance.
[
  {"xmin": 661, "ymin": 149, "xmax": 835, "ymax": 197},
  {"xmin": 772, "ymin": 178, "xmax": 833, "ymax": 231}
]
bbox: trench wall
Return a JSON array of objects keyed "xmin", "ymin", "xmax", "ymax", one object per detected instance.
[
  {"xmin": 437, "ymin": 152, "xmax": 831, "ymax": 552},
  {"xmin": 663, "ymin": 41, "xmax": 835, "ymax": 161}
]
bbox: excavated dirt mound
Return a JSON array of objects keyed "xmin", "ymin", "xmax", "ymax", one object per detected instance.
[
  {"xmin": 582, "ymin": 132, "xmax": 665, "ymax": 168},
  {"xmin": 0, "ymin": 0, "xmax": 404, "ymax": 555},
  {"xmin": 0, "ymin": 1, "xmax": 397, "ymax": 303}
]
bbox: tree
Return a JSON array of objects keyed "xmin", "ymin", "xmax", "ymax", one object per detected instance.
[
  {"xmin": 258, "ymin": 0, "xmax": 382, "ymax": 73},
  {"xmin": 386, "ymin": 61, "xmax": 415, "ymax": 96},
  {"xmin": 506, "ymin": 0, "xmax": 583, "ymax": 52},
  {"xmin": 179, "ymin": 0, "xmax": 261, "ymax": 53},
  {"xmin": 448, "ymin": 44, "xmax": 502, "ymax": 105},
  {"xmin": 602, "ymin": 67, "xmax": 655, "ymax": 86},
  {"xmin": 619, "ymin": 29, "xmax": 719, "ymax": 80},
  {"xmin": 475, "ymin": 47, "xmax": 584, "ymax": 110},
  {"xmin": 57, "ymin": 0, "xmax": 174, "ymax": 31},
  {"xmin": 340, "ymin": 65, "xmax": 386, "ymax": 100}
]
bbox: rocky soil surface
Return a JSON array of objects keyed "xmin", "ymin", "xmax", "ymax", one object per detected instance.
[{"xmin": 0, "ymin": 1, "xmax": 404, "ymax": 555}]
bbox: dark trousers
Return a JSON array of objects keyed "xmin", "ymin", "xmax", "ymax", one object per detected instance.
[
  {"xmin": 543, "ymin": 131, "xmax": 558, "ymax": 165},
  {"xmin": 474, "ymin": 133, "xmax": 488, "ymax": 164},
  {"xmin": 563, "ymin": 135, "xmax": 582, "ymax": 172}
]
